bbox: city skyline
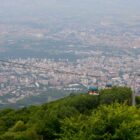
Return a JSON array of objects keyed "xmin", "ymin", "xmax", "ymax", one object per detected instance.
[{"xmin": 0, "ymin": 0, "xmax": 140, "ymax": 107}]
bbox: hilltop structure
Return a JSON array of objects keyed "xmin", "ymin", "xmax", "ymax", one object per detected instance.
[{"xmin": 88, "ymin": 86, "xmax": 99, "ymax": 95}]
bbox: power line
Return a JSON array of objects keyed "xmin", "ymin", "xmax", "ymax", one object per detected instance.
[
  {"xmin": 0, "ymin": 59, "xmax": 47, "ymax": 70},
  {"xmin": 0, "ymin": 59, "xmax": 100, "ymax": 78}
]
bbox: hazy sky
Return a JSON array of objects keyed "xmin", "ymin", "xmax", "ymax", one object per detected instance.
[{"xmin": 0, "ymin": 0, "xmax": 140, "ymax": 23}]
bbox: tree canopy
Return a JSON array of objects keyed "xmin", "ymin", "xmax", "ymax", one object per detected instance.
[{"xmin": 0, "ymin": 86, "xmax": 139, "ymax": 140}]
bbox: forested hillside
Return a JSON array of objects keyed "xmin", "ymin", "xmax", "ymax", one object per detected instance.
[{"xmin": 1, "ymin": 87, "xmax": 140, "ymax": 140}]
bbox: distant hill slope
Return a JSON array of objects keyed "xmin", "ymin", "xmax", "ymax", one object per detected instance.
[{"xmin": 1, "ymin": 86, "xmax": 139, "ymax": 140}]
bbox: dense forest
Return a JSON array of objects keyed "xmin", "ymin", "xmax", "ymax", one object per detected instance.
[{"xmin": 0, "ymin": 87, "xmax": 140, "ymax": 140}]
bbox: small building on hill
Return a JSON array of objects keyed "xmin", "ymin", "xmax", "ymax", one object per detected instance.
[
  {"xmin": 88, "ymin": 86, "xmax": 99, "ymax": 95},
  {"xmin": 105, "ymin": 83, "xmax": 112, "ymax": 89}
]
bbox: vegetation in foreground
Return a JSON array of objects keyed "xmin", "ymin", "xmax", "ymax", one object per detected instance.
[{"xmin": 0, "ymin": 87, "xmax": 140, "ymax": 140}]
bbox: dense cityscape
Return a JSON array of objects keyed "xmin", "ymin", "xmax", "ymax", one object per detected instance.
[
  {"xmin": 1, "ymin": 1, "xmax": 140, "ymax": 139},
  {"xmin": 0, "ymin": 0, "xmax": 140, "ymax": 107},
  {"xmin": 0, "ymin": 51, "xmax": 140, "ymax": 106},
  {"xmin": 0, "ymin": 20, "xmax": 140, "ymax": 106}
]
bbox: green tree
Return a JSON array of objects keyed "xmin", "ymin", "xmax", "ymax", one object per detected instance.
[
  {"xmin": 59, "ymin": 103, "xmax": 140, "ymax": 140},
  {"xmin": 99, "ymin": 87, "xmax": 132, "ymax": 105},
  {"xmin": 10, "ymin": 121, "xmax": 26, "ymax": 132}
]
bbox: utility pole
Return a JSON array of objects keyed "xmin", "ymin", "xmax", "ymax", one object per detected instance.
[
  {"xmin": 132, "ymin": 87, "xmax": 136, "ymax": 106},
  {"xmin": 131, "ymin": 59, "xmax": 136, "ymax": 106},
  {"xmin": 132, "ymin": 71, "xmax": 136, "ymax": 106},
  {"xmin": 132, "ymin": 73, "xmax": 140, "ymax": 106}
]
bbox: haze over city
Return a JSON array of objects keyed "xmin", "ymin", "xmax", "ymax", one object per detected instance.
[
  {"xmin": 1, "ymin": 1, "xmax": 140, "ymax": 140},
  {"xmin": 0, "ymin": 0, "xmax": 140, "ymax": 107}
]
